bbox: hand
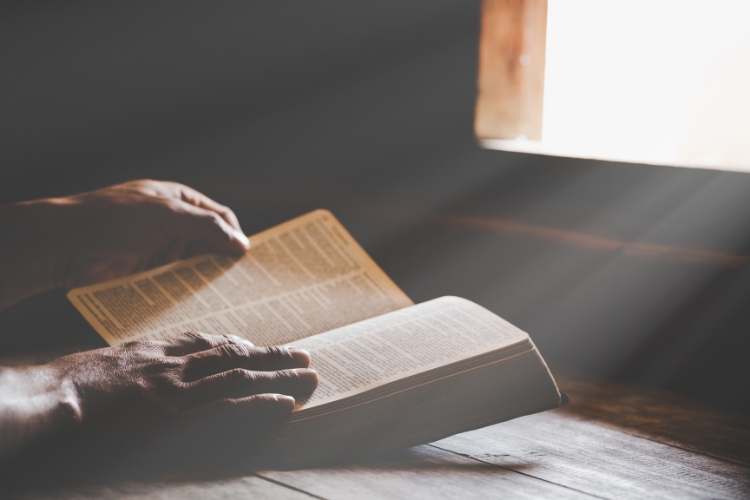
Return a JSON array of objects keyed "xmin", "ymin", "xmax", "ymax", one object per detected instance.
[
  {"xmin": 0, "ymin": 332, "xmax": 317, "ymax": 465},
  {"xmin": 50, "ymin": 179, "xmax": 251, "ymax": 288},
  {"xmin": 50, "ymin": 332, "xmax": 317, "ymax": 425},
  {"xmin": 0, "ymin": 179, "xmax": 250, "ymax": 309}
]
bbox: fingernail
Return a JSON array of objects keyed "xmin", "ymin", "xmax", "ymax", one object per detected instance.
[
  {"xmin": 275, "ymin": 394, "xmax": 296, "ymax": 408},
  {"xmin": 288, "ymin": 348, "xmax": 311, "ymax": 365},
  {"xmin": 295, "ymin": 368, "xmax": 317, "ymax": 375},
  {"xmin": 295, "ymin": 368, "xmax": 319, "ymax": 385},
  {"xmin": 232, "ymin": 230, "xmax": 250, "ymax": 249}
]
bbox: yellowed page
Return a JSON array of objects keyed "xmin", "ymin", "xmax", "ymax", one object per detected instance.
[
  {"xmin": 67, "ymin": 210, "xmax": 412, "ymax": 346},
  {"xmin": 290, "ymin": 296, "xmax": 531, "ymax": 410}
]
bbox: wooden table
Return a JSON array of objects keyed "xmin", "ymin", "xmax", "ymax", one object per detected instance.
[{"xmin": 7, "ymin": 373, "xmax": 749, "ymax": 500}]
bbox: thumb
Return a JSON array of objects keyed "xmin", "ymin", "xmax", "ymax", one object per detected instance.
[{"xmin": 168, "ymin": 200, "xmax": 250, "ymax": 255}]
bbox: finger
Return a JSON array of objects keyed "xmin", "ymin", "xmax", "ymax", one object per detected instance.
[
  {"xmin": 167, "ymin": 200, "xmax": 250, "ymax": 253},
  {"xmin": 183, "ymin": 344, "xmax": 311, "ymax": 380},
  {"xmin": 163, "ymin": 331, "xmax": 254, "ymax": 357},
  {"xmin": 178, "ymin": 185, "xmax": 243, "ymax": 233},
  {"xmin": 187, "ymin": 393, "xmax": 296, "ymax": 423},
  {"xmin": 185, "ymin": 368, "xmax": 318, "ymax": 407}
]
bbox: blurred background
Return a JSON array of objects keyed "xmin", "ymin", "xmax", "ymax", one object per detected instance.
[{"xmin": 1, "ymin": 1, "xmax": 749, "ymax": 413}]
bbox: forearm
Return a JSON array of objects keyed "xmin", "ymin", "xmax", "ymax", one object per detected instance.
[
  {"xmin": 0, "ymin": 366, "xmax": 81, "ymax": 464},
  {"xmin": 0, "ymin": 200, "xmax": 63, "ymax": 310}
]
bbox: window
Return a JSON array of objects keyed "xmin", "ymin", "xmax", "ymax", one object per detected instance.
[{"xmin": 476, "ymin": 0, "xmax": 750, "ymax": 172}]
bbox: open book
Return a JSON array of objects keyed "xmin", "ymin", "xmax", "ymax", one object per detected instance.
[{"xmin": 68, "ymin": 210, "xmax": 564, "ymax": 462}]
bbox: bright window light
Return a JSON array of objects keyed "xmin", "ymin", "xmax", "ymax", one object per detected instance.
[{"xmin": 477, "ymin": 0, "xmax": 750, "ymax": 172}]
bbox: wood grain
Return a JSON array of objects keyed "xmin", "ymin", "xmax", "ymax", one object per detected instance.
[
  {"xmin": 3, "ymin": 348, "xmax": 748, "ymax": 500},
  {"xmin": 257, "ymin": 444, "xmax": 592, "ymax": 499},
  {"xmin": 556, "ymin": 375, "xmax": 750, "ymax": 466},
  {"xmin": 10, "ymin": 476, "xmax": 310, "ymax": 500},
  {"xmin": 434, "ymin": 411, "xmax": 750, "ymax": 500}
]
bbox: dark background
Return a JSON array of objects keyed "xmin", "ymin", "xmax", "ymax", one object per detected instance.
[{"xmin": 2, "ymin": 1, "xmax": 749, "ymax": 413}]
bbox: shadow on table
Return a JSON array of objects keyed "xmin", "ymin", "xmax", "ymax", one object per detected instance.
[{"xmin": 2, "ymin": 434, "xmax": 533, "ymax": 498}]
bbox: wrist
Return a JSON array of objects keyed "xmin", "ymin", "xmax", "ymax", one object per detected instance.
[
  {"xmin": 0, "ymin": 198, "xmax": 68, "ymax": 309},
  {"xmin": 42, "ymin": 365, "xmax": 84, "ymax": 428},
  {"xmin": 2, "ymin": 365, "xmax": 83, "ymax": 424},
  {"xmin": 0, "ymin": 365, "xmax": 83, "ymax": 461}
]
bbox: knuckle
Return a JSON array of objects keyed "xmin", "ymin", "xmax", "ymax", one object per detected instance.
[
  {"xmin": 264, "ymin": 346, "xmax": 291, "ymax": 359},
  {"xmin": 180, "ymin": 331, "xmax": 212, "ymax": 346},
  {"xmin": 169, "ymin": 378, "xmax": 189, "ymax": 392},
  {"xmin": 164, "ymin": 198, "xmax": 186, "ymax": 214},
  {"xmin": 285, "ymin": 370, "xmax": 305, "ymax": 385},
  {"xmin": 123, "ymin": 339, "xmax": 148, "ymax": 349},
  {"xmin": 176, "ymin": 379, "xmax": 192, "ymax": 392},
  {"xmin": 219, "ymin": 343, "xmax": 249, "ymax": 358},
  {"xmin": 222, "ymin": 334, "xmax": 243, "ymax": 345},
  {"xmin": 145, "ymin": 356, "xmax": 183, "ymax": 375},
  {"xmin": 168, "ymin": 357, "xmax": 186, "ymax": 371},
  {"xmin": 221, "ymin": 207, "xmax": 238, "ymax": 221},
  {"xmin": 124, "ymin": 339, "xmax": 164, "ymax": 354},
  {"xmin": 227, "ymin": 368, "xmax": 254, "ymax": 383},
  {"xmin": 206, "ymin": 211, "xmax": 223, "ymax": 227},
  {"xmin": 155, "ymin": 372, "xmax": 185, "ymax": 394}
]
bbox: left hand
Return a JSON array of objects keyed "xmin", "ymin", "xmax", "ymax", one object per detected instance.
[
  {"xmin": 49, "ymin": 179, "xmax": 251, "ymax": 288},
  {"xmin": 0, "ymin": 179, "xmax": 250, "ymax": 309}
]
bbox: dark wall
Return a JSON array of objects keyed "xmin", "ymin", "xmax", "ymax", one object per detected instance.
[{"xmin": 2, "ymin": 2, "xmax": 750, "ymax": 413}]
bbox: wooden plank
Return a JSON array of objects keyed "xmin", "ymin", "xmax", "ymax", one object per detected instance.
[
  {"xmin": 4, "ymin": 358, "xmax": 748, "ymax": 500},
  {"xmin": 555, "ymin": 376, "xmax": 750, "ymax": 466},
  {"xmin": 10, "ymin": 476, "xmax": 312, "ymax": 500},
  {"xmin": 433, "ymin": 411, "xmax": 750, "ymax": 500},
  {"xmin": 475, "ymin": 0, "xmax": 548, "ymax": 140},
  {"xmin": 257, "ymin": 444, "xmax": 594, "ymax": 500}
]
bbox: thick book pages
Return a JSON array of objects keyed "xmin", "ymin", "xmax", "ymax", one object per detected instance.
[
  {"xmin": 67, "ymin": 210, "xmax": 413, "ymax": 346},
  {"xmin": 270, "ymin": 296, "xmax": 562, "ymax": 463},
  {"xmin": 67, "ymin": 210, "xmax": 564, "ymax": 464}
]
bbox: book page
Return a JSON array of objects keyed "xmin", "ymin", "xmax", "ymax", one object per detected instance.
[
  {"xmin": 67, "ymin": 210, "xmax": 413, "ymax": 346},
  {"xmin": 290, "ymin": 296, "xmax": 529, "ymax": 410}
]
